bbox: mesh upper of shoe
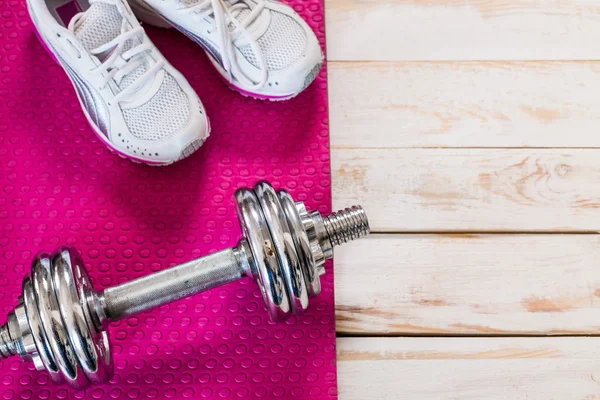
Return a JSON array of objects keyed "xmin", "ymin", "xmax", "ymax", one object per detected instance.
[
  {"xmin": 122, "ymin": 73, "xmax": 191, "ymax": 142},
  {"xmin": 72, "ymin": 2, "xmax": 192, "ymax": 142},
  {"xmin": 237, "ymin": 10, "xmax": 307, "ymax": 72},
  {"xmin": 176, "ymin": 0, "xmax": 308, "ymax": 72},
  {"xmin": 73, "ymin": 2, "xmax": 122, "ymax": 50}
]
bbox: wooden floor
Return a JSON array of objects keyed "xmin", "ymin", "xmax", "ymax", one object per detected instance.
[{"xmin": 327, "ymin": 1, "xmax": 600, "ymax": 398}]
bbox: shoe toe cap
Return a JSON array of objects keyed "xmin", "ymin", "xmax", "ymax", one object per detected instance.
[{"xmin": 151, "ymin": 108, "xmax": 210, "ymax": 164}]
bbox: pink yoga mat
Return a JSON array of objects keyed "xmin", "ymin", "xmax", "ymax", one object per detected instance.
[{"xmin": 0, "ymin": 1, "xmax": 335, "ymax": 398}]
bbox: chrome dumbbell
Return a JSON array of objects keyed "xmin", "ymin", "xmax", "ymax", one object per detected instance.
[{"xmin": 0, "ymin": 180, "xmax": 369, "ymax": 388}]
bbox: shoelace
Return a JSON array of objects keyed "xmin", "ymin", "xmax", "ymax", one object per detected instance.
[
  {"xmin": 69, "ymin": 0, "xmax": 165, "ymax": 104},
  {"xmin": 187, "ymin": 0, "xmax": 268, "ymax": 89}
]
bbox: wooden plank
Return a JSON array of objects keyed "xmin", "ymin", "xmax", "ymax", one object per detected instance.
[
  {"xmin": 326, "ymin": 0, "xmax": 600, "ymax": 61},
  {"xmin": 329, "ymin": 61, "xmax": 600, "ymax": 149},
  {"xmin": 337, "ymin": 337, "xmax": 600, "ymax": 400},
  {"xmin": 335, "ymin": 234, "xmax": 600, "ymax": 335},
  {"xmin": 331, "ymin": 149, "xmax": 600, "ymax": 232}
]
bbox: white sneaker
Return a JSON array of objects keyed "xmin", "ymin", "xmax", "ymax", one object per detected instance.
[
  {"xmin": 27, "ymin": 0, "xmax": 210, "ymax": 165},
  {"xmin": 128, "ymin": 0, "xmax": 324, "ymax": 101}
]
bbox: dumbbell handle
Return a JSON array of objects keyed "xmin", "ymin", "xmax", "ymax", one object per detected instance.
[
  {"xmin": 102, "ymin": 244, "xmax": 249, "ymax": 321},
  {"xmin": 101, "ymin": 203, "xmax": 368, "ymax": 322}
]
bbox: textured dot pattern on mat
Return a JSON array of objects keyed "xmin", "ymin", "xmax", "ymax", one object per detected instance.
[{"xmin": 0, "ymin": 0, "xmax": 335, "ymax": 398}]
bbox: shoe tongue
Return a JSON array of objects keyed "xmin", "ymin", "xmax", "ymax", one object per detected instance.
[
  {"xmin": 72, "ymin": 2, "xmax": 123, "ymax": 55},
  {"xmin": 227, "ymin": 4, "xmax": 270, "ymax": 42},
  {"xmin": 179, "ymin": 0, "xmax": 259, "ymax": 32},
  {"xmin": 71, "ymin": 1, "xmax": 152, "ymax": 94},
  {"xmin": 233, "ymin": 7, "xmax": 251, "ymax": 25}
]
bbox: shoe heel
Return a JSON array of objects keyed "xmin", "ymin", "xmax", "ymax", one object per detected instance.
[{"xmin": 129, "ymin": 1, "xmax": 172, "ymax": 29}]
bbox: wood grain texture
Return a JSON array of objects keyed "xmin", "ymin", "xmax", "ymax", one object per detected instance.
[
  {"xmin": 326, "ymin": 0, "xmax": 600, "ymax": 61},
  {"xmin": 329, "ymin": 61, "xmax": 600, "ymax": 148},
  {"xmin": 332, "ymin": 149, "xmax": 600, "ymax": 232},
  {"xmin": 337, "ymin": 337, "xmax": 600, "ymax": 399},
  {"xmin": 324, "ymin": 0, "xmax": 600, "ymax": 395},
  {"xmin": 335, "ymin": 234, "xmax": 600, "ymax": 335}
]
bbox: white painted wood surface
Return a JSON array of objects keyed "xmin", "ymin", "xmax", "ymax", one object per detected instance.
[
  {"xmin": 326, "ymin": 0, "xmax": 600, "ymax": 61},
  {"xmin": 337, "ymin": 337, "xmax": 600, "ymax": 400},
  {"xmin": 332, "ymin": 149, "xmax": 600, "ymax": 232},
  {"xmin": 325, "ymin": 0, "xmax": 600, "ymax": 397},
  {"xmin": 329, "ymin": 62, "xmax": 600, "ymax": 148},
  {"xmin": 335, "ymin": 234, "xmax": 600, "ymax": 335}
]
